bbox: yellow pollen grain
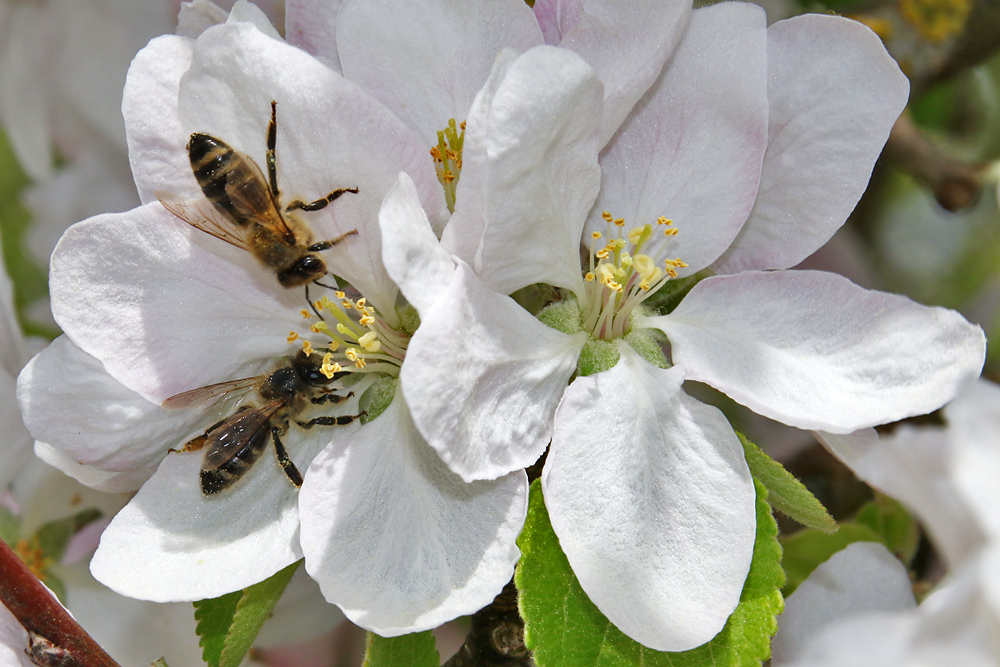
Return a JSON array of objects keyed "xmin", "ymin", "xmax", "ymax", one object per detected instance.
[
  {"xmin": 443, "ymin": 171, "xmax": 456, "ymax": 183},
  {"xmin": 300, "ymin": 309, "xmax": 311, "ymax": 319},
  {"xmin": 429, "ymin": 146, "xmax": 442, "ymax": 160},
  {"xmin": 287, "ymin": 331, "xmax": 299, "ymax": 343},
  {"xmin": 302, "ymin": 340, "xmax": 314, "ymax": 356}
]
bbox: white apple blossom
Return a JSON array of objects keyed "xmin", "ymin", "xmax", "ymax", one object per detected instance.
[
  {"xmin": 384, "ymin": 2, "xmax": 987, "ymax": 652},
  {"xmin": 16, "ymin": 6, "xmax": 526, "ymax": 636},
  {"xmin": 776, "ymin": 380, "xmax": 1000, "ymax": 666}
]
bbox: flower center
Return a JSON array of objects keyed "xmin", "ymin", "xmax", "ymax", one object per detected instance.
[
  {"xmin": 14, "ymin": 538, "xmax": 52, "ymax": 582},
  {"xmin": 580, "ymin": 211, "xmax": 686, "ymax": 341},
  {"xmin": 288, "ymin": 292, "xmax": 409, "ymax": 381},
  {"xmin": 429, "ymin": 118, "xmax": 465, "ymax": 213}
]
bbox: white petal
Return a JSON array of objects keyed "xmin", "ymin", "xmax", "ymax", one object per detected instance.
[
  {"xmin": 176, "ymin": 0, "xmax": 229, "ymax": 39},
  {"xmin": 558, "ymin": 0, "xmax": 691, "ymax": 147},
  {"xmin": 771, "ymin": 542, "xmax": 915, "ymax": 666},
  {"xmin": 543, "ymin": 344, "xmax": 756, "ymax": 651},
  {"xmin": 401, "ymin": 264, "xmax": 586, "ymax": 481},
  {"xmin": 337, "ymin": 0, "xmax": 543, "ymax": 146},
  {"xmin": 593, "ymin": 2, "xmax": 768, "ymax": 274},
  {"xmin": 90, "ymin": 421, "xmax": 338, "ymax": 602},
  {"xmin": 945, "ymin": 379, "xmax": 1000, "ymax": 539},
  {"xmin": 179, "ymin": 20, "xmax": 447, "ymax": 312},
  {"xmin": 17, "ymin": 336, "xmax": 204, "ymax": 474},
  {"xmin": 379, "ymin": 172, "xmax": 455, "ymax": 315},
  {"xmin": 225, "ymin": 0, "xmax": 281, "ymax": 39},
  {"xmin": 122, "ymin": 34, "xmax": 195, "ymax": 204},
  {"xmin": 444, "ymin": 45, "xmax": 602, "ymax": 296},
  {"xmin": 652, "ymin": 270, "xmax": 986, "ymax": 432},
  {"xmin": 300, "ymin": 394, "xmax": 527, "ymax": 635},
  {"xmin": 817, "ymin": 428, "xmax": 984, "ymax": 568},
  {"xmin": 285, "ymin": 0, "xmax": 343, "ymax": 71},
  {"xmin": 713, "ymin": 15, "xmax": 909, "ymax": 273},
  {"xmin": 49, "ymin": 205, "xmax": 302, "ymax": 403},
  {"xmin": 0, "ymin": 604, "xmax": 31, "ymax": 667},
  {"xmin": 34, "ymin": 442, "xmax": 155, "ymax": 494}
]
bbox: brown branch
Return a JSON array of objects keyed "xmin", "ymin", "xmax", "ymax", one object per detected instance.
[
  {"xmin": 0, "ymin": 539, "xmax": 121, "ymax": 667},
  {"xmin": 884, "ymin": 113, "xmax": 985, "ymax": 212},
  {"xmin": 443, "ymin": 581, "xmax": 531, "ymax": 667}
]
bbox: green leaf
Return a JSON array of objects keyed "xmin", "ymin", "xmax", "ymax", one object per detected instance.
[
  {"xmin": 0, "ymin": 505, "xmax": 20, "ymax": 546},
  {"xmin": 516, "ymin": 478, "xmax": 784, "ymax": 667},
  {"xmin": 780, "ymin": 523, "xmax": 881, "ymax": 596},
  {"xmin": 194, "ymin": 560, "xmax": 300, "ymax": 667},
  {"xmin": 363, "ymin": 631, "xmax": 440, "ymax": 667},
  {"xmin": 34, "ymin": 508, "xmax": 103, "ymax": 562},
  {"xmin": 855, "ymin": 494, "xmax": 920, "ymax": 564},
  {"xmin": 151, "ymin": 659, "xmax": 169, "ymax": 667},
  {"xmin": 739, "ymin": 433, "xmax": 837, "ymax": 534}
]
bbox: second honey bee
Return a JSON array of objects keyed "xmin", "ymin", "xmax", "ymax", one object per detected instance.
[
  {"xmin": 163, "ymin": 351, "xmax": 361, "ymax": 495},
  {"xmin": 159, "ymin": 100, "xmax": 358, "ymax": 288}
]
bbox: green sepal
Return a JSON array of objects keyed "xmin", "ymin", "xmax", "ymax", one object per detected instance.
[
  {"xmin": 151, "ymin": 658, "xmax": 170, "ymax": 667},
  {"xmin": 516, "ymin": 478, "xmax": 784, "ymax": 667},
  {"xmin": 363, "ymin": 631, "xmax": 440, "ymax": 667},
  {"xmin": 360, "ymin": 376, "xmax": 397, "ymax": 423},
  {"xmin": 0, "ymin": 505, "xmax": 20, "ymax": 546},
  {"xmin": 855, "ymin": 494, "xmax": 920, "ymax": 564},
  {"xmin": 577, "ymin": 338, "xmax": 618, "ymax": 377},
  {"xmin": 739, "ymin": 433, "xmax": 837, "ymax": 534},
  {"xmin": 193, "ymin": 560, "xmax": 300, "ymax": 667},
  {"xmin": 35, "ymin": 508, "xmax": 103, "ymax": 562}
]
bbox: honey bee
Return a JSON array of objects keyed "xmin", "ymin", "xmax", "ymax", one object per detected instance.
[
  {"xmin": 163, "ymin": 351, "xmax": 361, "ymax": 495},
  {"xmin": 158, "ymin": 100, "xmax": 358, "ymax": 288}
]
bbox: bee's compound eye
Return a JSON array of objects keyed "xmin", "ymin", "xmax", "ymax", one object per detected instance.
[{"xmin": 278, "ymin": 255, "xmax": 326, "ymax": 287}]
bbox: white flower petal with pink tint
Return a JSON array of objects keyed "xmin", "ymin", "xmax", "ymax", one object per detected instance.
[
  {"xmin": 337, "ymin": 0, "xmax": 542, "ymax": 147},
  {"xmin": 554, "ymin": 0, "xmax": 691, "ymax": 147},
  {"xmin": 403, "ymin": 264, "xmax": 586, "ymax": 482},
  {"xmin": 592, "ymin": 2, "xmax": 768, "ymax": 274},
  {"xmin": 946, "ymin": 380, "xmax": 1000, "ymax": 539},
  {"xmin": 650, "ymin": 270, "xmax": 985, "ymax": 432},
  {"xmin": 544, "ymin": 344, "xmax": 755, "ymax": 651},
  {"xmin": 713, "ymin": 15, "xmax": 909, "ymax": 273},
  {"xmin": 443, "ymin": 45, "xmax": 603, "ymax": 296},
  {"xmin": 285, "ymin": 0, "xmax": 344, "ymax": 71},
  {"xmin": 300, "ymin": 394, "xmax": 527, "ymax": 635}
]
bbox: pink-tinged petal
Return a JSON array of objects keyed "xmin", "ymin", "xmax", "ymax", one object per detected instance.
[
  {"xmin": 543, "ymin": 344, "xmax": 755, "ymax": 651},
  {"xmin": 712, "ymin": 15, "xmax": 909, "ymax": 273},
  {"xmin": 34, "ymin": 442, "xmax": 155, "ymax": 494},
  {"xmin": 945, "ymin": 379, "xmax": 1000, "ymax": 539},
  {"xmin": 559, "ymin": 0, "xmax": 692, "ymax": 147},
  {"xmin": 532, "ymin": 0, "xmax": 583, "ymax": 45},
  {"xmin": 49, "ymin": 205, "xmax": 302, "ymax": 403},
  {"xmin": 285, "ymin": 0, "xmax": 343, "ymax": 71},
  {"xmin": 817, "ymin": 428, "xmax": 984, "ymax": 568},
  {"xmin": 652, "ymin": 270, "xmax": 986, "ymax": 432},
  {"xmin": 179, "ymin": 21, "xmax": 447, "ymax": 312},
  {"xmin": 122, "ymin": 34, "xmax": 195, "ymax": 204},
  {"xmin": 771, "ymin": 542, "xmax": 916, "ymax": 666},
  {"xmin": 593, "ymin": 2, "xmax": 768, "ymax": 274},
  {"xmin": 337, "ymin": 0, "xmax": 542, "ymax": 147},
  {"xmin": 379, "ymin": 172, "xmax": 455, "ymax": 315},
  {"xmin": 17, "ymin": 336, "xmax": 204, "ymax": 474},
  {"xmin": 90, "ymin": 417, "xmax": 346, "ymax": 601},
  {"xmin": 444, "ymin": 46, "xmax": 602, "ymax": 297},
  {"xmin": 401, "ymin": 264, "xmax": 586, "ymax": 482},
  {"xmin": 300, "ymin": 394, "xmax": 527, "ymax": 635}
]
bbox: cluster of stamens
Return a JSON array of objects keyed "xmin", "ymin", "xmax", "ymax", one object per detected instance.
[
  {"xmin": 287, "ymin": 291, "xmax": 408, "ymax": 378},
  {"xmin": 429, "ymin": 118, "xmax": 465, "ymax": 213},
  {"xmin": 581, "ymin": 212, "xmax": 687, "ymax": 340},
  {"xmin": 14, "ymin": 538, "xmax": 51, "ymax": 581}
]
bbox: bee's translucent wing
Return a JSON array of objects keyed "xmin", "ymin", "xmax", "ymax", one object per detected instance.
[
  {"xmin": 161, "ymin": 375, "xmax": 263, "ymax": 410},
  {"xmin": 156, "ymin": 191, "xmax": 253, "ymax": 251},
  {"xmin": 201, "ymin": 400, "xmax": 285, "ymax": 471}
]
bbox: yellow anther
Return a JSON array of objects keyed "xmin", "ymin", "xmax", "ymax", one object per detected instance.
[
  {"xmin": 300, "ymin": 309, "xmax": 311, "ymax": 319},
  {"xmin": 320, "ymin": 352, "xmax": 341, "ymax": 379},
  {"xmin": 310, "ymin": 321, "xmax": 332, "ymax": 335},
  {"xmin": 429, "ymin": 146, "xmax": 442, "ymax": 160},
  {"xmin": 359, "ymin": 331, "xmax": 382, "ymax": 352},
  {"xmin": 346, "ymin": 348, "xmax": 359, "ymax": 362},
  {"xmin": 591, "ymin": 231, "xmax": 602, "ymax": 240},
  {"xmin": 585, "ymin": 272, "xmax": 596, "ymax": 282},
  {"xmin": 596, "ymin": 247, "xmax": 610, "ymax": 259},
  {"xmin": 602, "ymin": 211, "xmax": 613, "ymax": 222},
  {"xmin": 614, "ymin": 218, "xmax": 625, "ymax": 227},
  {"xmin": 664, "ymin": 227, "xmax": 679, "ymax": 236},
  {"xmin": 674, "ymin": 258, "xmax": 688, "ymax": 268},
  {"xmin": 357, "ymin": 298, "xmax": 367, "ymax": 309},
  {"xmin": 302, "ymin": 340, "xmax": 314, "ymax": 356},
  {"xmin": 287, "ymin": 331, "xmax": 299, "ymax": 343},
  {"xmin": 657, "ymin": 216, "xmax": 673, "ymax": 226},
  {"xmin": 360, "ymin": 314, "xmax": 375, "ymax": 327},
  {"xmin": 334, "ymin": 291, "xmax": 345, "ymax": 299}
]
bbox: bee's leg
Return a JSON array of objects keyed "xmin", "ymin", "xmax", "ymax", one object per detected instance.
[
  {"xmin": 306, "ymin": 229, "xmax": 359, "ymax": 253},
  {"xmin": 310, "ymin": 391, "xmax": 354, "ymax": 406},
  {"xmin": 285, "ymin": 187, "xmax": 359, "ymax": 213},
  {"xmin": 297, "ymin": 412, "xmax": 366, "ymax": 429},
  {"xmin": 305, "ymin": 283, "xmax": 324, "ymax": 320},
  {"xmin": 267, "ymin": 100, "xmax": 280, "ymax": 201},
  {"xmin": 271, "ymin": 427, "xmax": 303, "ymax": 487}
]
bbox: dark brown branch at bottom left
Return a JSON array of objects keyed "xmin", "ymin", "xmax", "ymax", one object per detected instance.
[{"xmin": 0, "ymin": 538, "xmax": 121, "ymax": 667}]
